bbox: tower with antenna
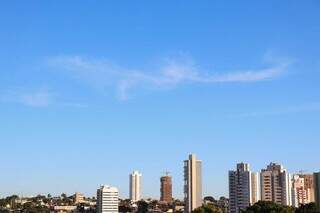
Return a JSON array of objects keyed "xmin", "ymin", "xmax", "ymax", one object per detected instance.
[{"xmin": 160, "ymin": 171, "xmax": 173, "ymax": 203}]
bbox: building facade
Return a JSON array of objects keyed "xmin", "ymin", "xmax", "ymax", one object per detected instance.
[
  {"xmin": 74, "ymin": 192, "xmax": 84, "ymax": 204},
  {"xmin": 97, "ymin": 185, "xmax": 119, "ymax": 213},
  {"xmin": 260, "ymin": 163, "xmax": 292, "ymax": 206},
  {"xmin": 130, "ymin": 171, "xmax": 142, "ymax": 202},
  {"xmin": 251, "ymin": 172, "xmax": 260, "ymax": 204},
  {"xmin": 228, "ymin": 163, "xmax": 260, "ymax": 213},
  {"xmin": 292, "ymin": 175, "xmax": 307, "ymax": 207},
  {"xmin": 160, "ymin": 174, "xmax": 172, "ymax": 203},
  {"xmin": 314, "ymin": 172, "xmax": 320, "ymax": 207},
  {"xmin": 300, "ymin": 174, "xmax": 315, "ymax": 203},
  {"xmin": 184, "ymin": 154, "xmax": 202, "ymax": 213}
]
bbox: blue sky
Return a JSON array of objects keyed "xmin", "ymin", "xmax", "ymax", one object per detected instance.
[{"xmin": 1, "ymin": 1, "xmax": 320, "ymax": 199}]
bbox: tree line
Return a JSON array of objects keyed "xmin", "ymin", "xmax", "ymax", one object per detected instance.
[{"xmin": 192, "ymin": 201, "xmax": 320, "ymax": 213}]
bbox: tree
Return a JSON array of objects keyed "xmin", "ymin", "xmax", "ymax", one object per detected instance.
[
  {"xmin": 137, "ymin": 200, "xmax": 149, "ymax": 213},
  {"xmin": 119, "ymin": 199, "xmax": 132, "ymax": 213},
  {"xmin": 242, "ymin": 201, "xmax": 295, "ymax": 213},
  {"xmin": 204, "ymin": 196, "xmax": 216, "ymax": 203},
  {"xmin": 296, "ymin": 202, "xmax": 320, "ymax": 213},
  {"xmin": 22, "ymin": 202, "xmax": 50, "ymax": 213},
  {"xmin": 192, "ymin": 204, "xmax": 223, "ymax": 213},
  {"xmin": 61, "ymin": 193, "xmax": 67, "ymax": 199}
]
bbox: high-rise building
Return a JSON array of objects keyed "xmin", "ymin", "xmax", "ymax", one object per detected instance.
[
  {"xmin": 251, "ymin": 172, "xmax": 260, "ymax": 204},
  {"xmin": 292, "ymin": 175, "xmax": 307, "ymax": 207},
  {"xmin": 184, "ymin": 154, "xmax": 202, "ymax": 213},
  {"xmin": 130, "ymin": 171, "xmax": 142, "ymax": 202},
  {"xmin": 228, "ymin": 163, "xmax": 260, "ymax": 213},
  {"xmin": 260, "ymin": 163, "xmax": 292, "ymax": 206},
  {"xmin": 291, "ymin": 174, "xmax": 315, "ymax": 207},
  {"xmin": 160, "ymin": 174, "xmax": 172, "ymax": 203},
  {"xmin": 300, "ymin": 174, "xmax": 315, "ymax": 203},
  {"xmin": 314, "ymin": 172, "xmax": 320, "ymax": 207},
  {"xmin": 97, "ymin": 185, "xmax": 119, "ymax": 213}
]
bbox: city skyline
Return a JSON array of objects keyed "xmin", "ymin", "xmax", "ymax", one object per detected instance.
[
  {"xmin": 1, "ymin": 0, "xmax": 320, "ymax": 199},
  {"xmin": 2, "ymin": 165, "xmax": 320, "ymax": 213},
  {"xmin": 228, "ymin": 162, "xmax": 320, "ymax": 212},
  {"xmin": 0, "ymin": 155, "xmax": 319, "ymax": 200},
  {"xmin": 1, "ymin": 156, "xmax": 320, "ymax": 204}
]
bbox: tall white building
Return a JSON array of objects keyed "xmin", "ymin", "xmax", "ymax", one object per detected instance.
[
  {"xmin": 251, "ymin": 172, "xmax": 260, "ymax": 204},
  {"xmin": 260, "ymin": 163, "xmax": 292, "ymax": 206},
  {"xmin": 228, "ymin": 163, "xmax": 260, "ymax": 213},
  {"xmin": 130, "ymin": 171, "xmax": 142, "ymax": 202},
  {"xmin": 97, "ymin": 185, "xmax": 119, "ymax": 213},
  {"xmin": 184, "ymin": 154, "xmax": 202, "ymax": 213}
]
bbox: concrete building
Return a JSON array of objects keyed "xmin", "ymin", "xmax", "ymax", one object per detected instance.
[
  {"xmin": 53, "ymin": 206, "xmax": 77, "ymax": 213},
  {"xmin": 300, "ymin": 174, "xmax": 315, "ymax": 203},
  {"xmin": 74, "ymin": 192, "xmax": 84, "ymax": 204},
  {"xmin": 130, "ymin": 171, "xmax": 142, "ymax": 202},
  {"xmin": 97, "ymin": 185, "xmax": 119, "ymax": 213},
  {"xmin": 184, "ymin": 154, "xmax": 202, "ymax": 213},
  {"xmin": 291, "ymin": 174, "xmax": 315, "ymax": 207},
  {"xmin": 251, "ymin": 172, "xmax": 260, "ymax": 204},
  {"xmin": 228, "ymin": 163, "xmax": 260, "ymax": 213},
  {"xmin": 260, "ymin": 163, "xmax": 292, "ymax": 206},
  {"xmin": 292, "ymin": 175, "xmax": 307, "ymax": 207},
  {"xmin": 160, "ymin": 174, "xmax": 173, "ymax": 203},
  {"xmin": 314, "ymin": 172, "xmax": 320, "ymax": 207}
]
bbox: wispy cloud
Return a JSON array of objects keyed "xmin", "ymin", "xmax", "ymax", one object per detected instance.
[
  {"xmin": 1, "ymin": 89, "xmax": 53, "ymax": 107},
  {"xmin": 20, "ymin": 91, "xmax": 52, "ymax": 107},
  {"xmin": 47, "ymin": 54, "xmax": 290, "ymax": 100},
  {"xmin": 0, "ymin": 89, "xmax": 88, "ymax": 108}
]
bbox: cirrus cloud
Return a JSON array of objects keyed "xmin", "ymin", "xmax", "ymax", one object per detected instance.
[
  {"xmin": 47, "ymin": 54, "xmax": 290, "ymax": 100},
  {"xmin": 0, "ymin": 89, "xmax": 53, "ymax": 107}
]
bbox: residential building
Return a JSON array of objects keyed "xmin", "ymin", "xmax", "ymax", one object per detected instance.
[
  {"xmin": 184, "ymin": 154, "xmax": 202, "ymax": 213},
  {"xmin": 260, "ymin": 163, "xmax": 292, "ymax": 206},
  {"xmin": 97, "ymin": 185, "xmax": 119, "ymax": 213},
  {"xmin": 300, "ymin": 174, "xmax": 315, "ymax": 203},
  {"xmin": 251, "ymin": 172, "xmax": 260, "ymax": 204},
  {"xmin": 314, "ymin": 172, "xmax": 320, "ymax": 207},
  {"xmin": 130, "ymin": 171, "xmax": 142, "ymax": 202},
  {"xmin": 74, "ymin": 192, "xmax": 84, "ymax": 204},
  {"xmin": 53, "ymin": 206, "xmax": 77, "ymax": 213},
  {"xmin": 292, "ymin": 175, "xmax": 307, "ymax": 207},
  {"xmin": 291, "ymin": 174, "xmax": 315, "ymax": 207},
  {"xmin": 160, "ymin": 174, "xmax": 172, "ymax": 203},
  {"xmin": 228, "ymin": 163, "xmax": 260, "ymax": 213}
]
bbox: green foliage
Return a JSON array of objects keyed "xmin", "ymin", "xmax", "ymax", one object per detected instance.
[
  {"xmin": 242, "ymin": 201, "xmax": 320, "ymax": 213},
  {"xmin": 192, "ymin": 204, "xmax": 224, "ymax": 213},
  {"xmin": 296, "ymin": 203, "xmax": 320, "ymax": 213},
  {"xmin": 137, "ymin": 200, "xmax": 149, "ymax": 213},
  {"xmin": 22, "ymin": 202, "xmax": 50, "ymax": 213},
  {"xmin": 242, "ymin": 201, "xmax": 295, "ymax": 213},
  {"xmin": 0, "ymin": 195, "xmax": 19, "ymax": 209},
  {"xmin": 204, "ymin": 196, "xmax": 215, "ymax": 203}
]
